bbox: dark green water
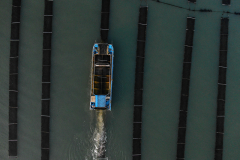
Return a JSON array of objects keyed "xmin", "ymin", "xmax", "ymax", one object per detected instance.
[{"xmin": 0, "ymin": 0, "xmax": 240, "ymax": 159}]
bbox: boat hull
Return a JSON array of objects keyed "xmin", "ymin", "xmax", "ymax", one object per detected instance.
[{"xmin": 90, "ymin": 43, "xmax": 114, "ymax": 111}]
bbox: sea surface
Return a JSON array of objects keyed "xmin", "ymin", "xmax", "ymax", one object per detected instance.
[{"xmin": 0, "ymin": 0, "xmax": 240, "ymax": 159}]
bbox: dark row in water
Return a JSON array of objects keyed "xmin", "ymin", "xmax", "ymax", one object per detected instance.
[
  {"xmin": 159, "ymin": 0, "xmax": 230, "ymax": 6},
  {"xmin": 176, "ymin": 17, "xmax": 229, "ymax": 160},
  {"xmin": 101, "ymin": 0, "xmax": 110, "ymax": 43},
  {"xmin": 152, "ymin": 0, "xmax": 234, "ymax": 13},
  {"xmin": 222, "ymin": 0, "xmax": 230, "ymax": 5},
  {"xmin": 8, "ymin": 0, "xmax": 53, "ymax": 159},
  {"xmin": 7, "ymin": 1, "xmax": 230, "ymax": 160},
  {"xmin": 188, "ymin": 0, "xmax": 231, "ymax": 5},
  {"xmin": 188, "ymin": 0, "xmax": 196, "ymax": 4},
  {"xmin": 179, "ymin": 0, "xmax": 230, "ymax": 5},
  {"xmin": 9, "ymin": 0, "xmax": 22, "ymax": 157},
  {"xmin": 215, "ymin": 17, "xmax": 229, "ymax": 160},
  {"xmin": 132, "ymin": 6, "xmax": 148, "ymax": 160},
  {"xmin": 175, "ymin": 17, "xmax": 229, "ymax": 160},
  {"xmin": 97, "ymin": 0, "xmax": 111, "ymax": 158},
  {"xmin": 176, "ymin": 17, "xmax": 195, "ymax": 160},
  {"xmin": 41, "ymin": 1, "xmax": 53, "ymax": 160}
]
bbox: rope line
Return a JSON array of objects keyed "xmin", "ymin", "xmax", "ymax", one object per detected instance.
[{"xmin": 151, "ymin": 0, "xmax": 240, "ymax": 15}]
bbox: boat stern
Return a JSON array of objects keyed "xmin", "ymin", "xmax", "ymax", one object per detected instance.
[{"xmin": 90, "ymin": 95, "xmax": 111, "ymax": 110}]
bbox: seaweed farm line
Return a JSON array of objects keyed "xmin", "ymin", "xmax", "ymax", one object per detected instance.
[
  {"xmin": 132, "ymin": 6, "xmax": 148, "ymax": 160},
  {"xmin": 9, "ymin": 0, "xmax": 22, "ymax": 157},
  {"xmin": 3, "ymin": 0, "xmax": 240, "ymax": 159},
  {"xmin": 91, "ymin": 0, "xmax": 110, "ymax": 159},
  {"xmin": 176, "ymin": 16, "xmax": 195, "ymax": 160}
]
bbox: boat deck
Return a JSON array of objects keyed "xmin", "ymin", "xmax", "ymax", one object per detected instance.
[{"xmin": 92, "ymin": 44, "xmax": 112, "ymax": 96}]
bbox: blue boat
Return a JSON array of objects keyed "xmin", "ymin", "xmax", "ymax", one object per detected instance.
[{"xmin": 90, "ymin": 43, "xmax": 114, "ymax": 110}]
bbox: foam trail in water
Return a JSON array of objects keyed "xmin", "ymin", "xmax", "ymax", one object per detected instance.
[{"xmin": 92, "ymin": 110, "xmax": 107, "ymax": 159}]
